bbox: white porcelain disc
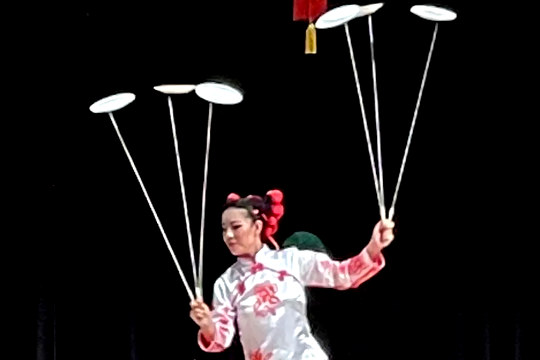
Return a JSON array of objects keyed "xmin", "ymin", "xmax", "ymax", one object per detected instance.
[
  {"xmin": 410, "ymin": 5, "xmax": 457, "ymax": 21},
  {"xmin": 195, "ymin": 82, "xmax": 243, "ymax": 105},
  {"xmin": 89, "ymin": 93, "xmax": 136, "ymax": 113},
  {"xmin": 153, "ymin": 84, "xmax": 196, "ymax": 94},
  {"xmin": 316, "ymin": 5, "xmax": 363, "ymax": 29},
  {"xmin": 315, "ymin": 3, "xmax": 384, "ymax": 29}
]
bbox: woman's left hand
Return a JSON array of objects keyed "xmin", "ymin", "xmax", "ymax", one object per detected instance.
[{"xmin": 366, "ymin": 219, "xmax": 395, "ymax": 258}]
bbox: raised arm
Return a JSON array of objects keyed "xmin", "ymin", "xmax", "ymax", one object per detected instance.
[{"xmin": 296, "ymin": 219, "xmax": 395, "ymax": 289}]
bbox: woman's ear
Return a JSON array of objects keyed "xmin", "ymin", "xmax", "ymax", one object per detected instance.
[{"xmin": 254, "ymin": 219, "xmax": 264, "ymax": 234}]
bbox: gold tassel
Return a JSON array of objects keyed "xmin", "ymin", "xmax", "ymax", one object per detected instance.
[{"xmin": 305, "ymin": 22, "xmax": 317, "ymax": 54}]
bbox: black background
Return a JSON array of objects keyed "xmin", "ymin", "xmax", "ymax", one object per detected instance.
[{"xmin": 11, "ymin": 1, "xmax": 539, "ymax": 359}]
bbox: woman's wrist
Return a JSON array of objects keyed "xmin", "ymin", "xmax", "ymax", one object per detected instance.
[
  {"xmin": 200, "ymin": 323, "xmax": 216, "ymax": 342},
  {"xmin": 365, "ymin": 239, "xmax": 382, "ymax": 260}
]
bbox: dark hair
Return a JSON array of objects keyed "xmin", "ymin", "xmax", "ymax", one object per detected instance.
[{"xmin": 223, "ymin": 189, "xmax": 285, "ymax": 249}]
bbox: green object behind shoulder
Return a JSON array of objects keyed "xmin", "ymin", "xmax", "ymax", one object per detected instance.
[{"xmin": 282, "ymin": 231, "xmax": 328, "ymax": 254}]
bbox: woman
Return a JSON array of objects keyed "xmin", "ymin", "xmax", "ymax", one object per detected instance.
[{"xmin": 190, "ymin": 189, "xmax": 395, "ymax": 360}]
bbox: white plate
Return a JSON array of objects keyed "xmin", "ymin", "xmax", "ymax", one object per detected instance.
[
  {"xmin": 315, "ymin": 3, "xmax": 384, "ymax": 29},
  {"xmin": 410, "ymin": 5, "xmax": 457, "ymax": 21},
  {"xmin": 195, "ymin": 82, "xmax": 243, "ymax": 105},
  {"xmin": 358, "ymin": 3, "xmax": 384, "ymax": 17},
  {"xmin": 153, "ymin": 84, "xmax": 196, "ymax": 94},
  {"xmin": 89, "ymin": 93, "xmax": 136, "ymax": 113}
]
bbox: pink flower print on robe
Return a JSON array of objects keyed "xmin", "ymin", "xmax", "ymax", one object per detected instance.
[
  {"xmin": 250, "ymin": 348, "xmax": 272, "ymax": 360},
  {"xmin": 237, "ymin": 280, "xmax": 246, "ymax": 295},
  {"xmin": 253, "ymin": 282, "xmax": 280, "ymax": 317},
  {"xmin": 347, "ymin": 253, "xmax": 370, "ymax": 275}
]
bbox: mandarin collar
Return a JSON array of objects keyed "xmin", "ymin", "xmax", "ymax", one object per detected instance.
[{"xmin": 237, "ymin": 243, "xmax": 272, "ymax": 264}]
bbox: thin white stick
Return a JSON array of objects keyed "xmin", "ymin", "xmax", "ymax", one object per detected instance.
[
  {"xmin": 167, "ymin": 96, "xmax": 198, "ymax": 290},
  {"xmin": 108, "ymin": 112, "xmax": 195, "ymax": 301},
  {"xmin": 368, "ymin": 15, "xmax": 386, "ymax": 220},
  {"xmin": 197, "ymin": 102, "xmax": 213, "ymax": 299},
  {"xmin": 388, "ymin": 23, "xmax": 439, "ymax": 221},
  {"xmin": 344, "ymin": 22, "xmax": 384, "ymax": 219}
]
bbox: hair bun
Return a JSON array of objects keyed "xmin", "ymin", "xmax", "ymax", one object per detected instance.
[
  {"xmin": 227, "ymin": 193, "xmax": 241, "ymax": 202},
  {"xmin": 266, "ymin": 216, "xmax": 277, "ymax": 226},
  {"xmin": 266, "ymin": 189, "xmax": 283, "ymax": 204},
  {"xmin": 270, "ymin": 204, "xmax": 284, "ymax": 219}
]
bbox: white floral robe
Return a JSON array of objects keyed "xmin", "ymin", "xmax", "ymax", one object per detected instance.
[{"xmin": 198, "ymin": 244, "xmax": 385, "ymax": 360}]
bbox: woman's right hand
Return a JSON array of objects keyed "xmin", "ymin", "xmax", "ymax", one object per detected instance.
[{"xmin": 189, "ymin": 298, "xmax": 215, "ymax": 339}]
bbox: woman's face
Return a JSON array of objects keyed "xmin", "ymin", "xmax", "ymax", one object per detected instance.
[{"xmin": 222, "ymin": 207, "xmax": 263, "ymax": 257}]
